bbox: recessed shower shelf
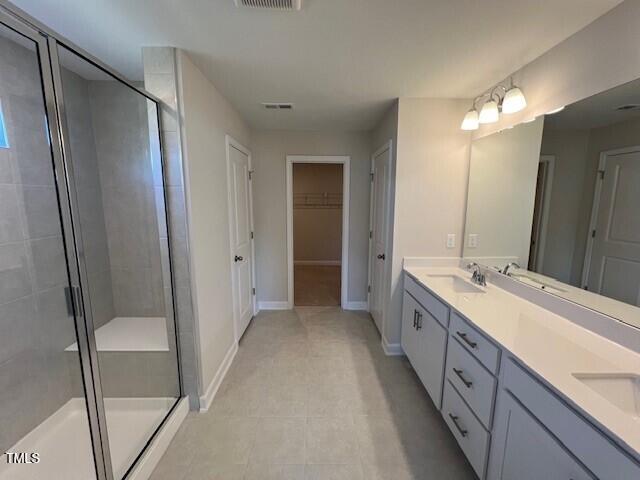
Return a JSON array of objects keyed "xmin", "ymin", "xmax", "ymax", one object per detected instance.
[{"xmin": 65, "ymin": 317, "xmax": 170, "ymax": 352}]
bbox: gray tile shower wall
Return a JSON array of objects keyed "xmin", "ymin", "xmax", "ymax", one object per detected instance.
[
  {"xmin": 60, "ymin": 68, "xmax": 115, "ymax": 330},
  {"xmin": 88, "ymin": 81, "xmax": 166, "ymax": 318},
  {"xmin": 0, "ymin": 37, "xmax": 80, "ymax": 453},
  {"xmin": 143, "ymin": 47, "xmax": 201, "ymax": 409}
]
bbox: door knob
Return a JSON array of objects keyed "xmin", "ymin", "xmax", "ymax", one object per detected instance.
[
  {"xmin": 377, "ymin": 253, "xmax": 385, "ymax": 260},
  {"xmin": 234, "ymin": 255, "xmax": 243, "ymax": 262}
]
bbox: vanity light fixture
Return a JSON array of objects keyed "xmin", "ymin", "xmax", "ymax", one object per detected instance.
[
  {"xmin": 460, "ymin": 78, "xmax": 528, "ymax": 130},
  {"xmin": 479, "ymin": 98, "xmax": 500, "ymax": 124},
  {"xmin": 546, "ymin": 106, "xmax": 565, "ymax": 114},
  {"xmin": 461, "ymin": 108, "xmax": 480, "ymax": 130},
  {"xmin": 502, "ymin": 85, "xmax": 527, "ymax": 114}
]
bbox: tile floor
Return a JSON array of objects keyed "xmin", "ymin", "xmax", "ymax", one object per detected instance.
[
  {"xmin": 294, "ymin": 266, "xmax": 341, "ymax": 306},
  {"xmin": 150, "ymin": 307, "xmax": 475, "ymax": 480}
]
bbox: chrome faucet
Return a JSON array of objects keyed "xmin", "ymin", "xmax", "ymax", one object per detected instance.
[
  {"xmin": 501, "ymin": 262, "xmax": 520, "ymax": 276},
  {"xmin": 467, "ymin": 262, "xmax": 487, "ymax": 287}
]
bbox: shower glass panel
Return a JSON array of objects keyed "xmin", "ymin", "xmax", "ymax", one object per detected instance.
[
  {"xmin": 56, "ymin": 45, "xmax": 181, "ymax": 479},
  {"xmin": 0, "ymin": 21, "xmax": 97, "ymax": 480}
]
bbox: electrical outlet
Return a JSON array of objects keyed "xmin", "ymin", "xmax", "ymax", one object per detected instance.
[
  {"xmin": 468, "ymin": 234, "xmax": 478, "ymax": 248},
  {"xmin": 446, "ymin": 234, "xmax": 456, "ymax": 249}
]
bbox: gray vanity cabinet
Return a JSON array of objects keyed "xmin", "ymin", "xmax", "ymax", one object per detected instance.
[
  {"xmin": 401, "ymin": 289, "xmax": 448, "ymax": 409},
  {"xmin": 490, "ymin": 390, "xmax": 594, "ymax": 480}
]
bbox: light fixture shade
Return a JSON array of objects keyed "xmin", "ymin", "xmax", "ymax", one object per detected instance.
[
  {"xmin": 461, "ymin": 109, "xmax": 479, "ymax": 130},
  {"xmin": 502, "ymin": 86, "xmax": 527, "ymax": 114},
  {"xmin": 479, "ymin": 100, "xmax": 499, "ymax": 124}
]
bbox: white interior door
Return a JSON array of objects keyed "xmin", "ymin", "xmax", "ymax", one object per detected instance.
[
  {"xmin": 227, "ymin": 139, "xmax": 255, "ymax": 339},
  {"xmin": 587, "ymin": 150, "xmax": 640, "ymax": 306},
  {"xmin": 369, "ymin": 142, "xmax": 392, "ymax": 332}
]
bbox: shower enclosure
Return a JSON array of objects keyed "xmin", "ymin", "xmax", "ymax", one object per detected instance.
[{"xmin": 0, "ymin": 4, "xmax": 181, "ymax": 480}]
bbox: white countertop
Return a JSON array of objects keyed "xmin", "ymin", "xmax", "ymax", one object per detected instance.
[{"xmin": 404, "ymin": 266, "xmax": 640, "ymax": 459}]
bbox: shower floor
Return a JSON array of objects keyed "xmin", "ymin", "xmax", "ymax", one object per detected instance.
[{"xmin": 0, "ymin": 397, "xmax": 177, "ymax": 480}]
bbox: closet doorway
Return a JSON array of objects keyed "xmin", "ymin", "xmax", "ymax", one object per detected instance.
[{"xmin": 286, "ymin": 156, "xmax": 350, "ymax": 307}]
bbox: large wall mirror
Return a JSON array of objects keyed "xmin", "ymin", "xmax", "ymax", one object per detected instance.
[{"xmin": 463, "ymin": 79, "xmax": 640, "ymax": 330}]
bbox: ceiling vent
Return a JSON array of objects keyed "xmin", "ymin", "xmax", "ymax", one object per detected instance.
[
  {"xmin": 234, "ymin": 0, "xmax": 302, "ymax": 10},
  {"xmin": 615, "ymin": 104, "xmax": 640, "ymax": 111},
  {"xmin": 262, "ymin": 102, "xmax": 294, "ymax": 110}
]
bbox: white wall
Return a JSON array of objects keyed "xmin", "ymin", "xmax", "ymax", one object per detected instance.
[
  {"xmin": 384, "ymin": 98, "xmax": 471, "ymax": 345},
  {"xmin": 293, "ymin": 163, "xmax": 343, "ymax": 264},
  {"xmin": 176, "ymin": 50, "xmax": 251, "ymax": 394},
  {"xmin": 474, "ymin": 0, "xmax": 640, "ymax": 138},
  {"xmin": 252, "ymin": 130, "xmax": 371, "ymax": 304},
  {"xmin": 464, "ymin": 118, "xmax": 545, "ymax": 266},
  {"xmin": 539, "ymin": 129, "xmax": 590, "ymax": 283}
]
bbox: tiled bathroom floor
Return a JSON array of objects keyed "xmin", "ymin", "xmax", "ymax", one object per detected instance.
[{"xmin": 150, "ymin": 307, "xmax": 474, "ymax": 480}]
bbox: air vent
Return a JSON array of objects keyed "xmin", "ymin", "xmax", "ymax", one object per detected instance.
[
  {"xmin": 234, "ymin": 0, "xmax": 302, "ymax": 10},
  {"xmin": 262, "ymin": 103, "xmax": 294, "ymax": 110},
  {"xmin": 615, "ymin": 104, "xmax": 640, "ymax": 111}
]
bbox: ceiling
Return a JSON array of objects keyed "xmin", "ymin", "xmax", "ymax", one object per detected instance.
[
  {"xmin": 11, "ymin": 0, "xmax": 623, "ymax": 131},
  {"xmin": 545, "ymin": 77, "xmax": 640, "ymax": 131}
]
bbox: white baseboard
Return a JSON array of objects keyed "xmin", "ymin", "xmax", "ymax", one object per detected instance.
[
  {"xmin": 344, "ymin": 301, "xmax": 368, "ymax": 311},
  {"xmin": 258, "ymin": 301, "xmax": 290, "ymax": 310},
  {"xmin": 294, "ymin": 260, "xmax": 341, "ymax": 266},
  {"xmin": 129, "ymin": 396, "xmax": 188, "ymax": 480},
  {"xmin": 382, "ymin": 335, "xmax": 404, "ymax": 356},
  {"xmin": 199, "ymin": 341, "xmax": 238, "ymax": 411}
]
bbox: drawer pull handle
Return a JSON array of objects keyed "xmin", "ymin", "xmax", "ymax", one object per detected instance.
[
  {"xmin": 413, "ymin": 310, "xmax": 418, "ymax": 328},
  {"xmin": 456, "ymin": 331, "xmax": 477, "ymax": 349},
  {"xmin": 416, "ymin": 311, "xmax": 423, "ymax": 330},
  {"xmin": 453, "ymin": 368, "xmax": 473, "ymax": 388},
  {"xmin": 448, "ymin": 413, "xmax": 468, "ymax": 437}
]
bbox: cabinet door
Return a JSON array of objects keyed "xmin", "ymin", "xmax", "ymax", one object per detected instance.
[
  {"xmin": 490, "ymin": 391, "xmax": 594, "ymax": 480},
  {"xmin": 401, "ymin": 291, "xmax": 419, "ymax": 364},
  {"xmin": 401, "ymin": 291, "xmax": 448, "ymax": 409}
]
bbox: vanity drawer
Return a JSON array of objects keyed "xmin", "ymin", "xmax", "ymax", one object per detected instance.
[
  {"xmin": 445, "ymin": 337, "xmax": 497, "ymax": 429},
  {"xmin": 442, "ymin": 380, "xmax": 490, "ymax": 479},
  {"xmin": 502, "ymin": 359, "xmax": 640, "ymax": 480},
  {"xmin": 404, "ymin": 274, "xmax": 449, "ymax": 327},
  {"xmin": 450, "ymin": 312, "xmax": 500, "ymax": 374}
]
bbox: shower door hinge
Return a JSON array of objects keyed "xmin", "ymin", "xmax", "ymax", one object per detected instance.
[
  {"xmin": 251, "ymin": 231, "xmax": 254, "ymax": 239},
  {"xmin": 367, "ymin": 285, "xmax": 371, "ymax": 293},
  {"xmin": 370, "ymin": 173, "xmax": 374, "ymax": 182},
  {"xmin": 591, "ymin": 229, "xmax": 596, "ymax": 238},
  {"xmin": 249, "ymin": 170, "xmax": 254, "ymax": 180},
  {"xmin": 369, "ymin": 230, "xmax": 373, "ymax": 239},
  {"xmin": 598, "ymin": 170, "xmax": 605, "ymax": 179},
  {"xmin": 252, "ymin": 287, "xmax": 256, "ymax": 295},
  {"xmin": 66, "ymin": 285, "xmax": 84, "ymax": 317}
]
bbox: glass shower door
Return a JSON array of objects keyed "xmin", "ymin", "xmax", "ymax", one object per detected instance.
[
  {"xmin": 52, "ymin": 44, "xmax": 181, "ymax": 479},
  {"xmin": 0, "ymin": 15, "xmax": 99, "ymax": 480}
]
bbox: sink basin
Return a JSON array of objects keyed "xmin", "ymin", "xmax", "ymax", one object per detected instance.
[
  {"xmin": 426, "ymin": 274, "xmax": 485, "ymax": 294},
  {"xmin": 573, "ymin": 373, "xmax": 640, "ymax": 420}
]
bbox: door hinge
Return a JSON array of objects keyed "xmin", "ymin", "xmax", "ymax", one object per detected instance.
[
  {"xmin": 598, "ymin": 170, "xmax": 605, "ymax": 179},
  {"xmin": 252, "ymin": 287, "xmax": 256, "ymax": 295},
  {"xmin": 66, "ymin": 285, "xmax": 84, "ymax": 317},
  {"xmin": 591, "ymin": 229, "xmax": 596, "ymax": 238},
  {"xmin": 369, "ymin": 230, "xmax": 373, "ymax": 239},
  {"xmin": 370, "ymin": 172, "xmax": 374, "ymax": 182},
  {"xmin": 249, "ymin": 170, "xmax": 254, "ymax": 180},
  {"xmin": 367, "ymin": 285, "xmax": 371, "ymax": 293},
  {"xmin": 251, "ymin": 231, "xmax": 254, "ymax": 239}
]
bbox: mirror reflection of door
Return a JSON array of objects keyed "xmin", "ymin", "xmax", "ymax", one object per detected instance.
[
  {"xmin": 586, "ymin": 149, "xmax": 640, "ymax": 307},
  {"xmin": 529, "ymin": 156, "xmax": 554, "ymax": 271}
]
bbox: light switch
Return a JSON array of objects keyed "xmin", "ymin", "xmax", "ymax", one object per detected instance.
[
  {"xmin": 468, "ymin": 234, "xmax": 478, "ymax": 248},
  {"xmin": 446, "ymin": 234, "xmax": 456, "ymax": 249}
]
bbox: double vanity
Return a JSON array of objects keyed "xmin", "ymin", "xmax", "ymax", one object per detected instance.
[{"xmin": 401, "ymin": 264, "xmax": 640, "ymax": 479}]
